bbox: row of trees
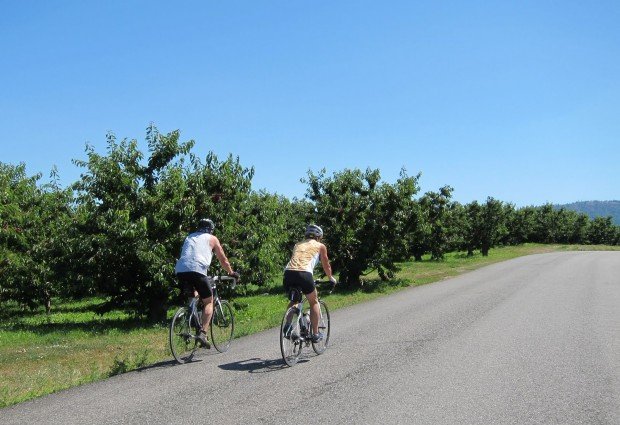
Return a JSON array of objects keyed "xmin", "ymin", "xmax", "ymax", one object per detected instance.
[{"xmin": 2, "ymin": 127, "xmax": 619, "ymax": 320}]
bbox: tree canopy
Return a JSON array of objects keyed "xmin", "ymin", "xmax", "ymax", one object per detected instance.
[{"xmin": 1, "ymin": 126, "xmax": 618, "ymax": 317}]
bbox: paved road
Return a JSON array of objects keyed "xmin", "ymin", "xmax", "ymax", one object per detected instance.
[{"xmin": 2, "ymin": 251, "xmax": 619, "ymax": 424}]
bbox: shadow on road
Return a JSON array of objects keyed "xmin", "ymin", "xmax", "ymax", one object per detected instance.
[
  {"xmin": 134, "ymin": 358, "xmax": 181, "ymax": 372},
  {"xmin": 134, "ymin": 349, "xmax": 226, "ymax": 372},
  {"xmin": 218, "ymin": 357, "xmax": 299, "ymax": 373},
  {"xmin": 132, "ymin": 349, "xmax": 223, "ymax": 372}
]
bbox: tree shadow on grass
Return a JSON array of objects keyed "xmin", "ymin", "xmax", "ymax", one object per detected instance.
[
  {"xmin": 0, "ymin": 316, "xmax": 156, "ymax": 335},
  {"xmin": 0, "ymin": 298, "xmax": 109, "ymax": 320},
  {"xmin": 335, "ymin": 278, "xmax": 409, "ymax": 295},
  {"xmin": 218, "ymin": 357, "xmax": 296, "ymax": 373},
  {"xmin": 452, "ymin": 252, "xmax": 477, "ymax": 260}
]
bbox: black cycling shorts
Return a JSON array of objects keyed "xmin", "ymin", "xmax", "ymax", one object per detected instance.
[
  {"xmin": 283, "ymin": 270, "xmax": 315, "ymax": 302},
  {"xmin": 176, "ymin": 272, "xmax": 213, "ymax": 299}
]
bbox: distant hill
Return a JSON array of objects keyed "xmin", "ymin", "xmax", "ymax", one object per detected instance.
[{"xmin": 555, "ymin": 200, "xmax": 620, "ymax": 225}]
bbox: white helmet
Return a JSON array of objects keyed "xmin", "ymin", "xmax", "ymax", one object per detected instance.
[
  {"xmin": 305, "ymin": 224, "xmax": 323, "ymax": 239},
  {"xmin": 198, "ymin": 218, "xmax": 215, "ymax": 233}
]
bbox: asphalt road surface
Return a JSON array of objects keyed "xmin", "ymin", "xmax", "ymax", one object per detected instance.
[{"xmin": 2, "ymin": 251, "xmax": 619, "ymax": 424}]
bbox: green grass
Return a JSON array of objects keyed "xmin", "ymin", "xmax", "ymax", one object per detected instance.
[{"xmin": 1, "ymin": 243, "xmax": 618, "ymax": 408}]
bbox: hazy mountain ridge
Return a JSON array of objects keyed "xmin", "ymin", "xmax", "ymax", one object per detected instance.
[{"xmin": 555, "ymin": 200, "xmax": 620, "ymax": 225}]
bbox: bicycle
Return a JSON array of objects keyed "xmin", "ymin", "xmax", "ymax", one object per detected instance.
[
  {"xmin": 279, "ymin": 280, "xmax": 334, "ymax": 367},
  {"xmin": 169, "ymin": 275, "xmax": 237, "ymax": 364}
]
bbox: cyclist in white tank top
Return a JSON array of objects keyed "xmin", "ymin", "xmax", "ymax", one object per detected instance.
[
  {"xmin": 175, "ymin": 232, "xmax": 214, "ymax": 275},
  {"xmin": 175, "ymin": 219, "xmax": 239, "ymax": 348}
]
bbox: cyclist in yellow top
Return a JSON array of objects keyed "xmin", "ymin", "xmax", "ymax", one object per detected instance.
[{"xmin": 283, "ymin": 224, "xmax": 336, "ymax": 342}]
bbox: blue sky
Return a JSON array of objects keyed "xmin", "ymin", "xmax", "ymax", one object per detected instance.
[{"xmin": 1, "ymin": 1, "xmax": 618, "ymax": 206}]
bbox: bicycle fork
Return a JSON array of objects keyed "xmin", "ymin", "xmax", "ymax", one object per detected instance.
[{"xmin": 212, "ymin": 298, "xmax": 228, "ymax": 327}]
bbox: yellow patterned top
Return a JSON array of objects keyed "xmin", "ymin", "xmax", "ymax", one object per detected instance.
[{"xmin": 285, "ymin": 239, "xmax": 322, "ymax": 273}]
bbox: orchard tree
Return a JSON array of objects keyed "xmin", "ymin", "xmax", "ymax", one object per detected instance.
[
  {"xmin": 568, "ymin": 212, "xmax": 589, "ymax": 244},
  {"xmin": 550, "ymin": 209, "xmax": 589, "ymax": 244},
  {"xmin": 72, "ymin": 128, "xmax": 194, "ymax": 320},
  {"xmin": 509, "ymin": 206, "xmax": 536, "ymax": 244},
  {"xmin": 479, "ymin": 197, "xmax": 506, "ymax": 256},
  {"xmin": 72, "ymin": 125, "xmax": 291, "ymax": 320},
  {"xmin": 181, "ymin": 152, "xmax": 298, "ymax": 287},
  {"xmin": 462, "ymin": 201, "xmax": 483, "ymax": 256},
  {"xmin": 226, "ymin": 191, "xmax": 291, "ymax": 288},
  {"xmin": 0, "ymin": 163, "xmax": 73, "ymax": 312},
  {"xmin": 586, "ymin": 216, "xmax": 617, "ymax": 245},
  {"xmin": 282, "ymin": 198, "xmax": 315, "ymax": 250},
  {"xmin": 408, "ymin": 203, "xmax": 431, "ymax": 261},
  {"xmin": 444, "ymin": 201, "xmax": 466, "ymax": 253},
  {"xmin": 374, "ymin": 169, "xmax": 423, "ymax": 276},
  {"xmin": 531, "ymin": 204, "xmax": 562, "ymax": 243},
  {"xmin": 305, "ymin": 168, "xmax": 420, "ymax": 286},
  {"xmin": 405, "ymin": 199, "xmax": 430, "ymax": 262},
  {"xmin": 0, "ymin": 163, "xmax": 39, "ymax": 307},
  {"xmin": 500, "ymin": 203, "xmax": 520, "ymax": 246},
  {"xmin": 419, "ymin": 185, "xmax": 454, "ymax": 260}
]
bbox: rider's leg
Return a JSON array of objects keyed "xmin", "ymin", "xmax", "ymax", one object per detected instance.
[
  {"xmin": 283, "ymin": 274, "xmax": 298, "ymax": 311},
  {"xmin": 306, "ymin": 289, "xmax": 321, "ymax": 335},
  {"xmin": 201, "ymin": 296, "xmax": 213, "ymax": 334},
  {"xmin": 284, "ymin": 298, "xmax": 300, "ymax": 330}
]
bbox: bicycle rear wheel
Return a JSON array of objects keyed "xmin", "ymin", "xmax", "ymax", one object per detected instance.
[
  {"xmin": 312, "ymin": 300, "xmax": 330, "ymax": 355},
  {"xmin": 210, "ymin": 300, "xmax": 234, "ymax": 353},
  {"xmin": 280, "ymin": 306, "xmax": 303, "ymax": 366},
  {"xmin": 170, "ymin": 307, "xmax": 198, "ymax": 364}
]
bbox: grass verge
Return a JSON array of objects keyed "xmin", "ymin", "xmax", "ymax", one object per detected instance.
[{"xmin": 1, "ymin": 243, "xmax": 618, "ymax": 407}]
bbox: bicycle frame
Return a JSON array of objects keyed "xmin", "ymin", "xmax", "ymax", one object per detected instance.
[
  {"xmin": 280, "ymin": 284, "xmax": 331, "ymax": 366},
  {"xmin": 184, "ymin": 276, "xmax": 235, "ymax": 338},
  {"xmin": 288, "ymin": 279, "xmax": 334, "ymax": 325},
  {"xmin": 285, "ymin": 290, "xmax": 321, "ymax": 343},
  {"xmin": 170, "ymin": 275, "xmax": 237, "ymax": 363}
]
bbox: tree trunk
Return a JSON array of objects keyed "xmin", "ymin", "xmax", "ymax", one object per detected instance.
[
  {"xmin": 341, "ymin": 270, "xmax": 363, "ymax": 287},
  {"xmin": 44, "ymin": 288, "xmax": 52, "ymax": 315},
  {"xmin": 148, "ymin": 297, "xmax": 168, "ymax": 323}
]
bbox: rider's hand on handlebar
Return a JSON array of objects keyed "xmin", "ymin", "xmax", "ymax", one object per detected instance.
[
  {"xmin": 229, "ymin": 271, "xmax": 240, "ymax": 281},
  {"xmin": 329, "ymin": 276, "xmax": 337, "ymax": 285}
]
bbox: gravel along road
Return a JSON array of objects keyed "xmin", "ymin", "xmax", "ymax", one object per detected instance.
[{"xmin": 1, "ymin": 251, "xmax": 618, "ymax": 424}]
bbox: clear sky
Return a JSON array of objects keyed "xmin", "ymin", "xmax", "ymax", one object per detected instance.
[{"xmin": 1, "ymin": 1, "xmax": 618, "ymax": 206}]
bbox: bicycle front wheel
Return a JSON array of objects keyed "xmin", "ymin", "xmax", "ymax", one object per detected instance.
[
  {"xmin": 280, "ymin": 306, "xmax": 303, "ymax": 366},
  {"xmin": 312, "ymin": 300, "xmax": 330, "ymax": 355},
  {"xmin": 169, "ymin": 307, "xmax": 198, "ymax": 364},
  {"xmin": 210, "ymin": 300, "xmax": 234, "ymax": 353}
]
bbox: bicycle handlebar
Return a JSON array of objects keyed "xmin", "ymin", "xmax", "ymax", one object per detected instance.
[
  {"xmin": 213, "ymin": 275, "xmax": 237, "ymax": 290},
  {"xmin": 314, "ymin": 280, "xmax": 337, "ymax": 294}
]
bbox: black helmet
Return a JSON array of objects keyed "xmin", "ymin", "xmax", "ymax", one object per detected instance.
[
  {"xmin": 198, "ymin": 218, "xmax": 215, "ymax": 233},
  {"xmin": 305, "ymin": 224, "xmax": 323, "ymax": 239}
]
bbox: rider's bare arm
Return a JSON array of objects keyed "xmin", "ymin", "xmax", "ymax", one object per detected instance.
[
  {"xmin": 319, "ymin": 243, "xmax": 334, "ymax": 281},
  {"xmin": 210, "ymin": 236, "xmax": 234, "ymax": 275}
]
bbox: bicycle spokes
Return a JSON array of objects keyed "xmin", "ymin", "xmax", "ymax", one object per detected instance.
[
  {"xmin": 210, "ymin": 300, "xmax": 234, "ymax": 353},
  {"xmin": 169, "ymin": 308, "xmax": 199, "ymax": 364}
]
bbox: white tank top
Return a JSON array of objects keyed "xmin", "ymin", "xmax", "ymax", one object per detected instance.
[{"xmin": 175, "ymin": 232, "xmax": 213, "ymax": 275}]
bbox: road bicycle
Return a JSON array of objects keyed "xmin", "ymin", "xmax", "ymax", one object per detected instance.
[
  {"xmin": 279, "ymin": 281, "xmax": 334, "ymax": 367},
  {"xmin": 169, "ymin": 275, "xmax": 236, "ymax": 364}
]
